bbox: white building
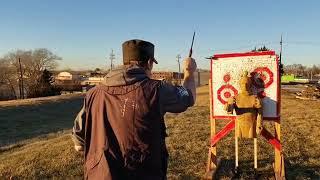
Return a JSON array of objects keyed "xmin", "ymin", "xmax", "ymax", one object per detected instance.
[
  {"xmin": 81, "ymin": 77, "xmax": 104, "ymax": 86},
  {"xmin": 56, "ymin": 72, "xmax": 73, "ymax": 80},
  {"xmin": 55, "ymin": 72, "xmax": 82, "ymax": 81}
]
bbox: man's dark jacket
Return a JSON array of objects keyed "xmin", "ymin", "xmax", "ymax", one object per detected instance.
[{"xmin": 72, "ymin": 65, "xmax": 194, "ymax": 180}]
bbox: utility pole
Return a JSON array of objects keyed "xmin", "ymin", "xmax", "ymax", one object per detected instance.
[
  {"xmin": 109, "ymin": 49, "xmax": 115, "ymax": 71},
  {"xmin": 280, "ymin": 34, "xmax": 283, "ymax": 64},
  {"xmin": 176, "ymin": 54, "xmax": 181, "ymax": 84},
  {"xmin": 279, "ymin": 34, "xmax": 284, "ymax": 80},
  {"xmin": 18, "ymin": 57, "xmax": 24, "ymax": 99}
]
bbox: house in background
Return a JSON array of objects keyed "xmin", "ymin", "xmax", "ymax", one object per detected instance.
[
  {"xmin": 81, "ymin": 76, "xmax": 105, "ymax": 86},
  {"xmin": 55, "ymin": 71, "xmax": 82, "ymax": 81}
]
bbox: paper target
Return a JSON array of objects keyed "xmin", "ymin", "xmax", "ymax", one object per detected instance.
[{"xmin": 211, "ymin": 51, "xmax": 279, "ymax": 119}]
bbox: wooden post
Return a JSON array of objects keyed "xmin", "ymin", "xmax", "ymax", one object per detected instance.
[
  {"xmin": 275, "ymin": 50, "xmax": 285, "ymax": 179},
  {"xmin": 274, "ymin": 121, "xmax": 285, "ymax": 179},
  {"xmin": 205, "ymin": 79, "xmax": 217, "ymax": 179},
  {"xmin": 254, "ymin": 138, "xmax": 258, "ymax": 169},
  {"xmin": 235, "ymin": 136, "xmax": 239, "ymax": 168}
]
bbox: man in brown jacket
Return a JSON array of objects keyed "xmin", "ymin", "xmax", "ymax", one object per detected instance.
[{"xmin": 72, "ymin": 39, "xmax": 197, "ymax": 180}]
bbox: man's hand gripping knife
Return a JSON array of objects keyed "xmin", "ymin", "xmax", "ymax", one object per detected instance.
[{"xmin": 182, "ymin": 57, "xmax": 197, "ymax": 102}]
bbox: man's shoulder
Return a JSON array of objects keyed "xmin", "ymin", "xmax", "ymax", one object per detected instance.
[{"xmin": 85, "ymin": 85, "xmax": 106, "ymax": 98}]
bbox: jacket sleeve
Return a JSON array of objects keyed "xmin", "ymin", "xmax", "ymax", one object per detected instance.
[
  {"xmin": 71, "ymin": 100, "xmax": 86, "ymax": 147},
  {"xmin": 159, "ymin": 81, "xmax": 194, "ymax": 115}
]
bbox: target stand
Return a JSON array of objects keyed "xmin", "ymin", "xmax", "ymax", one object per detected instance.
[{"xmin": 204, "ymin": 51, "xmax": 286, "ymax": 180}]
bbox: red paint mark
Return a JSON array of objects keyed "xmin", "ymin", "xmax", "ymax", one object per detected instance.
[
  {"xmin": 217, "ymin": 84, "xmax": 238, "ymax": 104},
  {"xmin": 224, "ymin": 91, "xmax": 231, "ymax": 98},
  {"xmin": 261, "ymin": 128, "xmax": 282, "ymax": 151},
  {"xmin": 223, "ymin": 74, "xmax": 231, "ymax": 83},
  {"xmin": 211, "ymin": 119, "xmax": 235, "ymax": 146}
]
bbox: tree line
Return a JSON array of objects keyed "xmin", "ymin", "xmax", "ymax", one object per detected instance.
[
  {"xmin": 251, "ymin": 46, "xmax": 320, "ymax": 78},
  {"xmin": 0, "ymin": 49, "xmax": 61, "ymax": 99},
  {"xmin": 284, "ymin": 64, "xmax": 320, "ymax": 78}
]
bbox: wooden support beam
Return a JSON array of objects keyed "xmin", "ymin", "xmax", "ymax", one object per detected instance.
[
  {"xmin": 204, "ymin": 79, "xmax": 218, "ymax": 179},
  {"xmin": 274, "ymin": 121, "xmax": 285, "ymax": 180}
]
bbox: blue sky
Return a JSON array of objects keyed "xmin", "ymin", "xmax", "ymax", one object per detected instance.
[{"xmin": 0, "ymin": 0, "xmax": 319, "ymax": 71}]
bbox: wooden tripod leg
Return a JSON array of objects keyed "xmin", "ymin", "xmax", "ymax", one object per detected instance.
[
  {"xmin": 235, "ymin": 136, "xmax": 239, "ymax": 168},
  {"xmin": 254, "ymin": 138, "xmax": 258, "ymax": 169},
  {"xmin": 274, "ymin": 121, "xmax": 285, "ymax": 179},
  {"xmin": 204, "ymin": 79, "xmax": 218, "ymax": 179},
  {"xmin": 208, "ymin": 80, "xmax": 217, "ymax": 170}
]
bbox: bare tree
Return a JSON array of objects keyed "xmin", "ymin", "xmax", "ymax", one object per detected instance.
[
  {"xmin": 1, "ymin": 49, "xmax": 61, "ymax": 98},
  {"xmin": 0, "ymin": 59, "xmax": 18, "ymax": 99}
]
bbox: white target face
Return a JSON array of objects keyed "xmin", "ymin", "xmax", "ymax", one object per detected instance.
[{"xmin": 211, "ymin": 51, "xmax": 279, "ymax": 120}]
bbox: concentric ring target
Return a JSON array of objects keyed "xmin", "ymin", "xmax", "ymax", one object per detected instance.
[
  {"xmin": 217, "ymin": 84, "xmax": 238, "ymax": 104},
  {"xmin": 252, "ymin": 67, "xmax": 274, "ymax": 88}
]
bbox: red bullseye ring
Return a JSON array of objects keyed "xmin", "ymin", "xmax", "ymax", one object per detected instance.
[
  {"xmin": 217, "ymin": 84, "xmax": 238, "ymax": 104},
  {"xmin": 224, "ymin": 91, "xmax": 231, "ymax": 98},
  {"xmin": 252, "ymin": 67, "xmax": 274, "ymax": 88}
]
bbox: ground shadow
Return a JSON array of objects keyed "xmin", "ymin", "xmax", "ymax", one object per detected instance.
[
  {"xmin": 213, "ymin": 156, "xmax": 320, "ymax": 179},
  {"xmin": 0, "ymin": 96, "xmax": 83, "ymax": 147}
]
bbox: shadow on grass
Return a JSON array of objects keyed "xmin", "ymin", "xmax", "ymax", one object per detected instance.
[
  {"xmin": 0, "ymin": 96, "xmax": 83, "ymax": 147},
  {"xmin": 285, "ymin": 156, "xmax": 320, "ymax": 179},
  {"xmin": 212, "ymin": 156, "xmax": 320, "ymax": 179}
]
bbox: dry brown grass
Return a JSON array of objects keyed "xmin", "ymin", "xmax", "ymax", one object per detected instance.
[
  {"xmin": 0, "ymin": 94, "xmax": 84, "ymax": 146},
  {"xmin": 0, "ymin": 93, "xmax": 84, "ymax": 107},
  {"xmin": 0, "ymin": 86, "xmax": 319, "ymax": 179}
]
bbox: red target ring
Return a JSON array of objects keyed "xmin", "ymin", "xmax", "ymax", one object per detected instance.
[
  {"xmin": 252, "ymin": 67, "xmax": 274, "ymax": 88},
  {"xmin": 217, "ymin": 84, "xmax": 238, "ymax": 104}
]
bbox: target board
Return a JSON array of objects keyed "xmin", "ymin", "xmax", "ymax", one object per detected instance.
[{"xmin": 211, "ymin": 51, "xmax": 279, "ymax": 120}]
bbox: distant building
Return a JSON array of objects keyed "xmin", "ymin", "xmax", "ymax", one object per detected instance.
[
  {"xmin": 151, "ymin": 71, "xmax": 183, "ymax": 80},
  {"xmin": 151, "ymin": 70, "xmax": 210, "ymax": 87},
  {"xmin": 55, "ymin": 71, "xmax": 82, "ymax": 81},
  {"xmin": 81, "ymin": 77, "xmax": 105, "ymax": 86}
]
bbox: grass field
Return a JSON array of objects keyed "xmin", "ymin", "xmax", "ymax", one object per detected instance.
[{"xmin": 0, "ymin": 86, "xmax": 319, "ymax": 179}]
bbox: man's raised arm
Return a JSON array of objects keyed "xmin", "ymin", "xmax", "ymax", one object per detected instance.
[
  {"xmin": 159, "ymin": 57, "xmax": 197, "ymax": 114},
  {"xmin": 182, "ymin": 57, "xmax": 197, "ymax": 103}
]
